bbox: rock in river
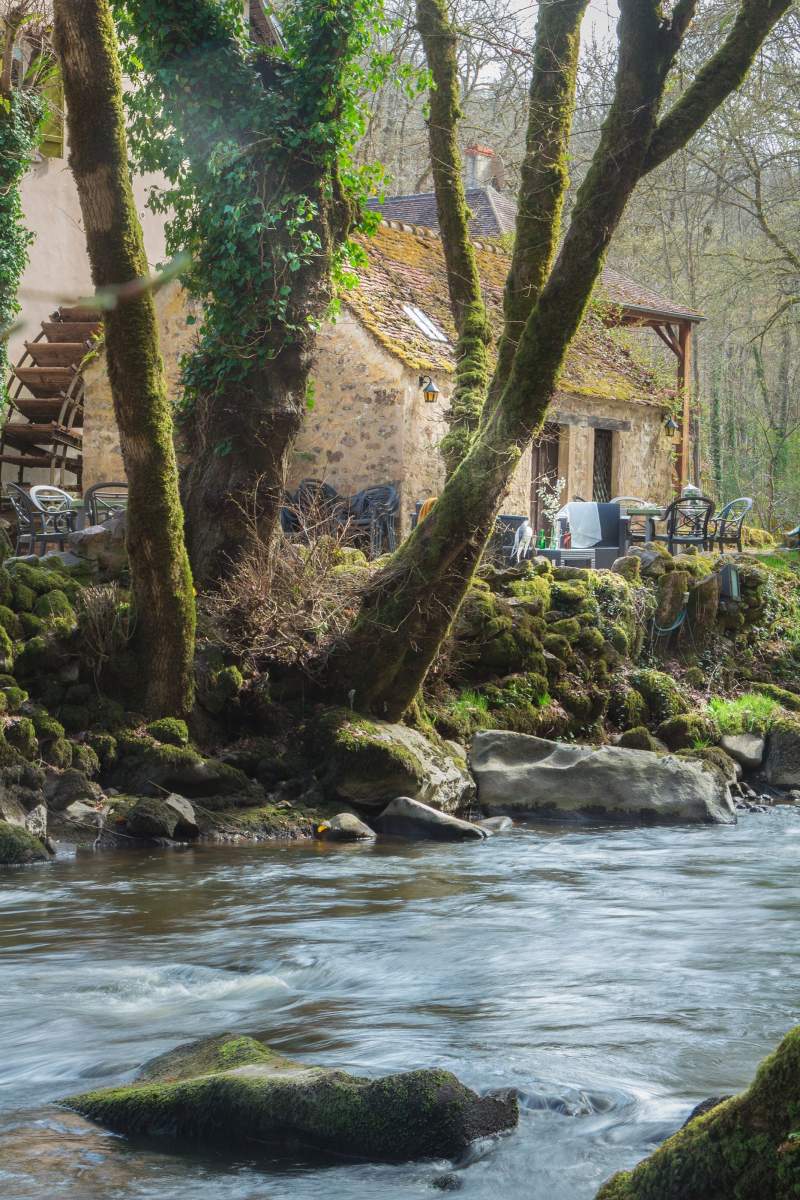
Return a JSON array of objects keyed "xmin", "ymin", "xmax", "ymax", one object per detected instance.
[
  {"xmin": 720, "ymin": 733, "xmax": 765, "ymax": 771},
  {"xmin": 372, "ymin": 796, "xmax": 486, "ymax": 842},
  {"xmin": 595, "ymin": 1024, "xmax": 800, "ymax": 1199},
  {"xmin": 0, "ymin": 819, "xmax": 52, "ymax": 864},
  {"xmin": 470, "ymin": 731, "xmax": 736, "ymax": 824},
  {"xmin": 765, "ymin": 719, "xmax": 800, "ymax": 788},
  {"xmin": 315, "ymin": 812, "xmax": 376, "ymax": 842},
  {"xmin": 63, "ymin": 1033, "xmax": 518, "ymax": 1163}
]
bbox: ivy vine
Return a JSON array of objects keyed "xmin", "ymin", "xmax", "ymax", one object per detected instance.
[
  {"xmin": 0, "ymin": 89, "xmax": 44, "ymax": 412},
  {"xmin": 113, "ymin": 0, "xmax": 393, "ymax": 414}
]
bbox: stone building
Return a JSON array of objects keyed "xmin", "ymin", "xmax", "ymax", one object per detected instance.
[{"xmin": 77, "ymin": 213, "xmax": 700, "ymax": 536}]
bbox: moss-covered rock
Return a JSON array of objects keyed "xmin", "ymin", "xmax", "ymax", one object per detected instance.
[
  {"xmin": 655, "ymin": 713, "xmax": 720, "ymax": 751},
  {"xmin": 86, "ymin": 731, "xmax": 117, "ymax": 769},
  {"xmin": 28, "ymin": 708, "xmax": 65, "ymax": 742},
  {"xmin": 628, "ymin": 669, "xmax": 689, "ymax": 725},
  {"xmin": 508, "ymin": 571, "xmax": 552, "ymax": 614},
  {"xmin": 2, "ymin": 685, "xmax": 28, "ymax": 713},
  {"xmin": 42, "ymin": 737, "xmax": 73, "ymax": 769},
  {"xmin": 33, "ymin": 589, "xmax": 74, "ymax": 623},
  {"xmin": 6, "ymin": 718, "xmax": 38, "ymax": 760},
  {"xmin": 145, "ymin": 717, "xmax": 190, "ymax": 747},
  {"xmin": 595, "ymin": 1024, "xmax": 800, "ymax": 1199},
  {"xmin": 608, "ymin": 683, "xmax": 648, "ymax": 731},
  {"xmin": 0, "ymin": 625, "xmax": 13, "ymax": 672},
  {"xmin": 113, "ymin": 734, "xmax": 257, "ymax": 806},
  {"xmin": 71, "ymin": 743, "xmax": 101, "ymax": 778},
  {"xmin": 542, "ymin": 633, "xmax": 574, "ymax": 662},
  {"xmin": 0, "ymin": 819, "xmax": 51, "ymax": 865},
  {"xmin": 313, "ymin": 709, "xmax": 473, "ymax": 813},
  {"xmin": 202, "ymin": 665, "xmax": 244, "ymax": 715},
  {"xmin": 454, "ymin": 584, "xmax": 545, "ymax": 678},
  {"xmin": 0, "ymin": 604, "xmax": 23, "ymax": 639},
  {"xmin": 618, "ymin": 727, "xmax": 666, "ymax": 753},
  {"xmin": 655, "ymin": 570, "xmax": 690, "ymax": 628},
  {"xmin": 63, "ymin": 1032, "xmax": 518, "ymax": 1164},
  {"xmin": 549, "ymin": 580, "xmax": 587, "ymax": 612},
  {"xmin": 612, "ymin": 556, "xmax": 641, "ymax": 582},
  {"xmin": 750, "ymin": 682, "xmax": 800, "ymax": 713},
  {"xmin": 678, "ymin": 746, "xmax": 739, "ymax": 787},
  {"xmin": 11, "ymin": 582, "xmax": 36, "ymax": 613}
]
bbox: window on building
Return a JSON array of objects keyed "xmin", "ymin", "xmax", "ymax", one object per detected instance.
[{"xmin": 402, "ymin": 304, "xmax": 449, "ymax": 344}]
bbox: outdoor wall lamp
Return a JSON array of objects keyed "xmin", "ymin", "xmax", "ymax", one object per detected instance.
[
  {"xmin": 419, "ymin": 374, "xmax": 440, "ymax": 403},
  {"xmin": 664, "ymin": 413, "xmax": 680, "ymax": 436}
]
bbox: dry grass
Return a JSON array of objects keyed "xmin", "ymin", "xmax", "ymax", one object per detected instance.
[
  {"xmin": 75, "ymin": 583, "xmax": 135, "ymax": 683},
  {"xmin": 203, "ymin": 495, "xmax": 369, "ymax": 674}
]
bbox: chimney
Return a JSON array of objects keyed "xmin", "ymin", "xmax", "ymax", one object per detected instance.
[{"xmin": 464, "ymin": 144, "xmax": 504, "ymax": 190}]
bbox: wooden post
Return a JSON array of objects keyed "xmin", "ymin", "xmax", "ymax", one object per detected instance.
[{"xmin": 677, "ymin": 321, "xmax": 692, "ymax": 489}]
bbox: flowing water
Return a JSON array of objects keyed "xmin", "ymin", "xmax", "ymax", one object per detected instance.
[{"xmin": 1, "ymin": 809, "xmax": 799, "ymax": 1199}]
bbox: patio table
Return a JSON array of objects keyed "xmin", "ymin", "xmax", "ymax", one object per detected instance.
[{"xmin": 626, "ymin": 506, "xmax": 665, "ymax": 542}]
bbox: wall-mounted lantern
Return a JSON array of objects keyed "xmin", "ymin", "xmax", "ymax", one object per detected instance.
[
  {"xmin": 664, "ymin": 413, "xmax": 680, "ymax": 437},
  {"xmin": 419, "ymin": 374, "xmax": 440, "ymax": 403}
]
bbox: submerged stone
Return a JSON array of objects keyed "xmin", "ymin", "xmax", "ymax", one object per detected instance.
[
  {"xmin": 372, "ymin": 796, "xmax": 486, "ymax": 842},
  {"xmin": 64, "ymin": 1033, "xmax": 518, "ymax": 1163},
  {"xmin": 595, "ymin": 1025, "xmax": 800, "ymax": 1199}
]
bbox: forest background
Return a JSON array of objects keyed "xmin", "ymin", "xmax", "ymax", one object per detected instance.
[{"xmin": 360, "ymin": 0, "xmax": 800, "ymax": 533}]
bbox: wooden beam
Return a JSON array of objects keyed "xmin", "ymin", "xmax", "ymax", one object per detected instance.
[
  {"xmin": 550, "ymin": 411, "xmax": 631, "ymax": 432},
  {"xmin": 676, "ymin": 321, "xmax": 692, "ymax": 490}
]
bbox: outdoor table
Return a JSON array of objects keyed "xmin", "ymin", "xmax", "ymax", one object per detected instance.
[{"xmin": 626, "ymin": 505, "xmax": 664, "ymax": 542}]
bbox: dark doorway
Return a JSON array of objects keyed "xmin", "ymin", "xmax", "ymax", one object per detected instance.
[
  {"xmin": 531, "ymin": 423, "xmax": 561, "ymax": 533},
  {"xmin": 592, "ymin": 428, "xmax": 613, "ymax": 502}
]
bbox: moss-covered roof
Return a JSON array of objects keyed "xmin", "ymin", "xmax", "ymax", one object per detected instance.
[{"xmin": 344, "ymin": 224, "xmax": 666, "ymax": 406}]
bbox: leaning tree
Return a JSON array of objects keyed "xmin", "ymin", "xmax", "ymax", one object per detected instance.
[{"xmin": 330, "ymin": 0, "xmax": 794, "ymax": 719}]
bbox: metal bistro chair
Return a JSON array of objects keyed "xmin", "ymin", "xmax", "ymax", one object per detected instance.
[
  {"xmin": 83, "ymin": 481, "xmax": 128, "ymax": 527},
  {"xmin": 710, "ymin": 497, "xmax": 753, "ymax": 553},
  {"xmin": 611, "ymin": 495, "xmax": 648, "ymax": 544},
  {"xmin": 652, "ymin": 495, "xmax": 715, "ymax": 555},
  {"xmin": 347, "ymin": 484, "xmax": 399, "ymax": 557},
  {"xmin": 7, "ymin": 483, "xmax": 74, "ymax": 556}
]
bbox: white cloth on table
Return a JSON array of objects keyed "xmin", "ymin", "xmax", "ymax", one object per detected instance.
[{"xmin": 555, "ymin": 502, "xmax": 602, "ymax": 549}]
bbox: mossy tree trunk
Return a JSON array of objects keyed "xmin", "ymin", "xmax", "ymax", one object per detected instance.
[
  {"xmin": 415, "ymin": 0, "xmax": 491, "ymax": 476},
  {"xmin": 53, "ymin": 0, "xmax": 195, "ymax": 717},
  {"xmin": 333, "ymin": 0, "xmax": 792, "ymax": 720},
  {"xmin": 118, "ymin": 0, "xmax": 366, "ymax": 585}
]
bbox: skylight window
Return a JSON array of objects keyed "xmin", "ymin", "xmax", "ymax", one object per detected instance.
[{"xmin": 402, "ymin": 304, "xmax": 449, "ymax": 343}]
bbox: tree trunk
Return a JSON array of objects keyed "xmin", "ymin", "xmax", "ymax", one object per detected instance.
[
  {"xmin": 331, "ymin": 0, "xmax": 792, "ymax": 720},
  {"xmin": 53, "ymin": 0, "xmax": 195, "ymax": 717},
  {"xmin": 120, "ymin": 0, "xmax": 361, "ymax": 585},
  {"xmin": 415, "ymin": 0, "xmax": 491, "ymax": 476}
]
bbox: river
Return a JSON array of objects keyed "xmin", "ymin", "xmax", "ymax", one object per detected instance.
[{"xmin": 1, "ymin": 809, "xmax": 798, "ymax": 1199}]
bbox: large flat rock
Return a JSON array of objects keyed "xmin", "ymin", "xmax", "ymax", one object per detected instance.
[
  {"xmin": 470, "ymin": 731, "xmax": 736, "ymax": 825},
  {"xmin": 372, "ymin": 796, "xmax": 486, "ymax": 841},
  {"xmin": 64, "ymin": 1033, "xmax": 517, "ymax": 1163}
]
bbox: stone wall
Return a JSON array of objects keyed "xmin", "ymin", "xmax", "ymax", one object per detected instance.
[{"xmin": 79, "ymin": 287, "xmax": 673, "ymax": 531}]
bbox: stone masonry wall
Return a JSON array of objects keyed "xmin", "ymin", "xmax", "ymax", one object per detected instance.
[{"xmin": 80, "ymin": 287, "xmax": 673, "ymax": 534}]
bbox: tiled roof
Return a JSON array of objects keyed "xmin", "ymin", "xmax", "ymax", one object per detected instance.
[
  {"xmin": 366, "ymin": 186, "xmax": 517, "ymax": 240},
  {"xmin": 344, "ymin": 223, "xmax": 667, "ymax": 406},
  {"xmin": 601, "ymin": 266, "xmax": 701, "ymax": 323},
  {"xmin": 366, "ymin": 189, "xmax": 702, "ymax": 323}
]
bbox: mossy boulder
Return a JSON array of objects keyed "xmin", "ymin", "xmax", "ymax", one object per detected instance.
[
  {"xmin": 71, "ymin": 743, "xmax": 101, "ymax": 778},
  {"xmin": 112, "ymin": 734, "xmax": 258, "ymax": 806},
  {"xmin": 30, "ymin": 709, "xmax": 66, "ymax": 742},
  {"xmin": 2, "ymin": 685, "xmax": 28, "ymax": 713},
  {"xmin": 0, "ymin": 819, "xmax": 51, "ymax": 865},
  {"xmin": 313, "ymin": 709, "xmax": 474, "ymax": 813},
  {"xmin": 751, "ymin": 682, "xmax": 800, "ymax": 713},
  {"xmin": 508, "ymin": 571, "xmax": 552, "ymax": 614},
  {"xmin": 33, "ymin": 589, "xmax": 74, "ymax": 623},
  {"xmin": 201, "ymin": 665, "xmax": 244, "ymax": 715},
  {"xmin": 11, "ymin": 582, "xmax": 36, "ymax": 612},
  {"xmin": 6, "ymin": 718, "xmax": 38, "ymax": 761},
  {"xmin": 42, "ymin": 736, "xmax": 73, "ymax": 769},
  {"xmin": 146, "ymin": 717, "xmax": 190, "ymax": 747},
  {"xmin": 595, "ymin": 1024, "xmax": 800, "ymax": 1199},
  {"xmin": 86, "ymin": 731, "xmax": 117, "ymax": 769},
  {"xmin": 628, "ymin": 669, "xmax": 690, "ymax": 725},
  {"xmin": 0, "ymin": 604, "xmax": 22, "ymax": 639},
  {"xmin": 126, "ymin": 795, "xmax": 198, "ymax": 840},
  {"xmin": 63, "ymin": 1032, "xmax": 518, "ymax": 1164},
  {"xmin": 455, "ymin": 584, "xmax": 545, "ymax": 677},
  {"xmin": 612, "ymin": 555, "xmax": 641, "ymax": 582},
  {"xmin": 549, "ymin": 580, "xmax": 587, "ymax": 612},
  {"xmin": 655, "ymin": 570, "xmax": 690, "ymax": 628},
  {"xmin": 607, "ymin": 682, "xmax": 648, "ymax": 731},
  {"xmin": 0, "ymin": 625, "xmax": 13, "ymax": 672},
  {"xmin": 655, "ymin": 713, "xmax": 720, "ymax": 751},
  {"xmin": 618, "ymin": 727, "xmax": 666, "ymax": 753}
]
